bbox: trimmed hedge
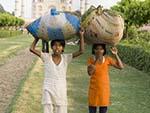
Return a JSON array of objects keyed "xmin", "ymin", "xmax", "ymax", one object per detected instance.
[
  {"xmin": 117, "ymin": 44, "xmax": 150, "ymax": 73},
  {"xmin": 0, "ymin": 12, "xmax": 24, "ymax": 26}
]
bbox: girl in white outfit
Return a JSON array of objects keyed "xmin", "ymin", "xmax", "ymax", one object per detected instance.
[{"xmin": 30, "ymin": 29, "xmax": 84, "ymax": 113}]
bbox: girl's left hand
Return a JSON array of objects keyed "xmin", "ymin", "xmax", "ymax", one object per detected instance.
[
  {"xmin": 79, "ymin": 27, "xmax": 85, "ymax": 36},
  {"xmin": 110, "ymin": 47, "xmax": 118, "ymax": 55}
]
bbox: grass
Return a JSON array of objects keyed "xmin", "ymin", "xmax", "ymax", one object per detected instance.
[
  {"xmin": 109, "ymin": 66, "xmax": 150, "ymax": 113},
  {"xmin": 0, "ymin": 30, "xmax": 22, "ymax": 38},
  {"xmin": 5, "ymin": 58, "xmax": 38, "ymax": 113},
  {"xmin": 7, "ymin": 45, "xmax": 150, "ymax": 113},
  {"xmin": 8, "ymin": 59, "xmax": 43, "ymax": 113},
  {"xmin": 0, "ymin": 34, "xmax": 38, "ymax": 65}
]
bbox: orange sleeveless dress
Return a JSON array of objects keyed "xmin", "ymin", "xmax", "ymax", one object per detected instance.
[{"xmin": 87, "ymin": 56, "xmax": 117, "ymax": 106}]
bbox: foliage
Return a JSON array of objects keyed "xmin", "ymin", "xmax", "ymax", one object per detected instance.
[
  {"xmin": 127, "ymin": 25, "xmax": 139, "ymax": 39},
  {"xmin": 117, "ymin": 44, "xmax": 150, "ymax": 73},
  {"xmin": 0, "ymin": 13, "xmax": 24, "ymax": 26},
  {"xmin": 121, "ymin": 26, "xmax": 150, "ymax": 51},
  {"xmin": 111, "ymin": 0, "xmax": 150, "ymax": 27},
  {"xmin": 109, "ymin": 23, "xmax": 150, "ymax": 72},
  {"xmin": 0, "ymin": 30, "xmax": 23, "ymax": 38},
  {"xmin": 0, "ymin": 4, "xmax": 5, "ymax": 13},
  {"xmin": 111, "ymin": 0, "xmax": 150, "ymax": 38}
]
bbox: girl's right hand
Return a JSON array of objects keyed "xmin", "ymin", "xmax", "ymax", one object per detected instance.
[{"xmin": 87, "ymin": 64, "xmax": 96, "ymax": 76}]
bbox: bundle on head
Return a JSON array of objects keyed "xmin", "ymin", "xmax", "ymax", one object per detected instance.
[
  {"xmin": 26, "ymin": 8, "xmax": 81, "ymax": 41},
  {"xmin": 81, "ymin": 5, "xmax": 124, "ymax": 46}
]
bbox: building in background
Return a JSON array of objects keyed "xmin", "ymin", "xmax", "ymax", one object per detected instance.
[
  {"xmin": 15, "ymin": 0, "xmax": 25, "ymax": 17},
  {"xmin": 80, "ymin": 0, "xmax": 89, "ymax": 14},
  {"xmin": 14, "ymin": 0, "xmax": 90, "ymax": 19},
  {"xmin": 14, "ymin": 0, "xmax": 73, "ymax": 19},
  {"xmin": 32, "ymin": 0, "xmax": 73, "ymax": 19}
]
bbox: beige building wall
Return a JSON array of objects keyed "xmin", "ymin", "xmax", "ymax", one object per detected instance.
[
  {"xmin": 14, "ymin": 0, "xmax": 73, "ymax": 19},
  {"xmin": 32, "ymin": 0, "xmax": 73, "ymax": 19},
  {"xmin": 15, "ymin": 0, "xmax": 25, "ymax": 17},
  {"xmin": 80, "ymin": 0, "xmax": 89, "ymax": 15}
]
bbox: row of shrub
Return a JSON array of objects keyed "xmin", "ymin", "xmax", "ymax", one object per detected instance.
[
  {"xmin": 117, "ymin": 43, "xmax": 150, "ymax": 73},
  {"xmin": 0, "ymin": 29, "xmax": 23, "ymax": 38},
  {"xmin": 127, "ymin": 26, "xmax": 150, "ymax": 42},
  {"xmin": 0, "ymin": 13, "xmax": 24, "ymax": 26}
]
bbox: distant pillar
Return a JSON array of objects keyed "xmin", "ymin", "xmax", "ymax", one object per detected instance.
[
  {"xmin": 69, "ymin": 0, "xmax": 73, "ymax": 11},
  {"xmin": 85, "ymin": 0, "xmax": 89, "ymax": 12},
  {"xmin": 15, "ymin": 0, "xmax": 25, "ymax": 17},
  {"xmin": 80, "ymin": 0, "xmax": 84, "ymax": 15},
  {"xmin": 21, "ymin": 0, "xmax": 24, "ymax": 17}
]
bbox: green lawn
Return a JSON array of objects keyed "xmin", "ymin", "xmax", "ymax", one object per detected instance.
[
  {"xmin": 0, "ymin": 34, "xmax": 35, "ymax": 65},
  {"xmin": 7, "ymin": 44, "xmax": 150, "ymax": 113}
]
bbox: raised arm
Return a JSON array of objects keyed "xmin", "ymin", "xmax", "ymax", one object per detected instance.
[
  {"xmin": 72, "ymin": 29, "xmax": 85, "ymax": 58},
  {"xmin": 110, "ymin": 47, "xmax": 124, "ymax": 69},
  {"xmin": 29, "ymin": 38, "xmax": 41, "ymax": 57}
]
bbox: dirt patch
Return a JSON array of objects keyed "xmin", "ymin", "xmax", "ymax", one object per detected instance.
[{"xmin": 0, "ymin": 48, "xmax": 36, "ymax": 113}]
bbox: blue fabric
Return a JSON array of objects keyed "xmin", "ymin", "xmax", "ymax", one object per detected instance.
[
  {"xmin": 50, "ymin": 8, "xmax": 59, "ymax": 16},
  {"xmin": 47, "ymin": 27, "xmax": 64, "ymax": 40},
  {"xmin": 65, "ymin": 13, "xmax": 80, "ymax": 32},
  {"xmin": 26, "ymin": 17, "xmax": 41, "ymax": 38}
]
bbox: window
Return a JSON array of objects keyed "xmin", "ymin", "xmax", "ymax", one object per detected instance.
[{"xmin": 38, "ymin": 5, "xmax": 42, "ymax": 11}]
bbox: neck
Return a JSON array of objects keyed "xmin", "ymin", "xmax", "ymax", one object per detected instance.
[
  {"xmin": 95, "ymin": 55, "xmax": 103, "ymax": 60},
  {"xmin": 52, "ymin": 53, "xmax": 61, "ymax": 57}
]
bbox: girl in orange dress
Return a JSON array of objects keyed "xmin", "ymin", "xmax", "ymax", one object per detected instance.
[{"xmin": 87, "ymin": 43, "xmax": 124, "ymax": 113}]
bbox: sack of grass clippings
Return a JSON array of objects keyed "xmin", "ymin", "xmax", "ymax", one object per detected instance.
[{"xmin": 81, "ymin": 5, "xmax": 124, "ymax": 45}]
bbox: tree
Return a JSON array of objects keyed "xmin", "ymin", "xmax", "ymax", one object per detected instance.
[
  {"xmin": 0, "ymin": 4, "xmax": 5, "ymax": 13},
  {"xmin": 111, "ymin": 0, "xmax": 150, "ymax": 38}
]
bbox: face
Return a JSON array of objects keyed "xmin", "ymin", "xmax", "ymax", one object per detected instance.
[
  {"xmin": 94, "ymin": 45, "xmax": 104, "ymax": 57},
  {"xmin": 52, "ymin": 42, "xmax": 64, "ymax": 55}
]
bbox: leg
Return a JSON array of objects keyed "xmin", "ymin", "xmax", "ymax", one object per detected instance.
[
  {"xmin": 89, "ymin": 106, "xmax": 97, "ymax": 113},
  {"xmin": 55, "ymin": 105, "xmax": 67, "ymax": 113},
  {"xmin": 46, "ymin": 41, "xmax": 49, "ymax": 53},
  {"xmin": 99, "ymin": 106, "xmax": 107, "ymax": 113},
  {"xmin": 42, "ymin": 40, "xmax": 46, "ymax": 52},
  {"xmin": 42, "ymin": 40, "xmax": 49, "ymax": 53},
  {"xmin": 44, "ymin": 104, "xmax": 53, "ymax": 113}
]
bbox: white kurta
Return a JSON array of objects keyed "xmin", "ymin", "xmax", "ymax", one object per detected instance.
[{"xmin": 41, "ymin": 52, "xmax": 72, "ymax": 105}]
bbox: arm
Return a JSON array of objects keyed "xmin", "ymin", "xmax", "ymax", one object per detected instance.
[
  {"xmin": 29, "ymin": 38, "xmax": 41, "ymax": 57},
  {"xmin": 111, "ymin": 47, "xmax": 124, "ymax": 69},
  {"xmin": 72, "ymin": 29, "xmax": 85, "ymax": 58}
]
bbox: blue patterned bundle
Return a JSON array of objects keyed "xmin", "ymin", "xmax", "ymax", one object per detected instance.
[{"xmin": 26, "ymin": 8, "xmax": 80, "ymax": 41}]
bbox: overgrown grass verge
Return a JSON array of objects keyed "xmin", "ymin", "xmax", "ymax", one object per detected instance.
[{"xmin": 0, "ymin": 30, "xmax": 23, "ymax": 38}]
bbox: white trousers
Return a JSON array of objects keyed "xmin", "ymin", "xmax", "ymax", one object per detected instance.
[{"xmin": 44, "ymin": 104, "xmax": 67, "ymax": 113}]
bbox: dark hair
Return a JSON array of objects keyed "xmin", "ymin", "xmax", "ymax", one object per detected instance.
[
  {"xmin": 51, "ymin": 39, "xmax": 65, "ymax": 52},
  {"xmin": 92, "ymin": 43, "xmax": 106, "ymax": 55}
]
